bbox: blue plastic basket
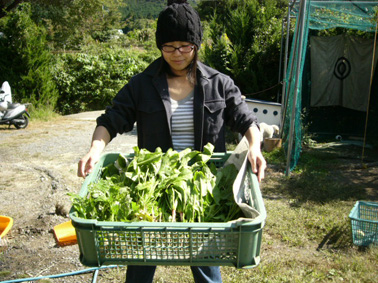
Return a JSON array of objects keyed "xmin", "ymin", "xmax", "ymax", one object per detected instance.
[{"xmin": 349, "ymin": 201, "xmax": 378, "ymax": 247}]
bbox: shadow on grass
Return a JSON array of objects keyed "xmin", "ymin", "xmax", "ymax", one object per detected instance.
[
  {"xmin": 317, "ymin": 222, "xmax": 377, "ymax": 252},
  {"xmin": 317, "ymin": 223, "xmax": 353, "ymax": 251},
  {"xmin": 264, "ymin": 144, "xmax": 377, "ymax": 204},
  {"xmin": 283, "ymin": 170, "xmax": 368, "ymax": 205}
]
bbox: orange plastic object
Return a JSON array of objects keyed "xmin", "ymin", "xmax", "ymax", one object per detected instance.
[
  {"xmin": 53, "ymin": 220, "xmax": 77, "ymax": 246},
  {"xmin": 0, "ymin": 216, "xmax": 13, "ymax": 240}
]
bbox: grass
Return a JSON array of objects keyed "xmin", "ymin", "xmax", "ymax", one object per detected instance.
[
  {"xmin": 255, "ymin": 143, "xmax": 378, "ymax": 282},
  {"xmin": 0, "ymin": 271, "xmax": 11, "ymax": 278},
  {"xmin": 28, "ymin": 107, "xmax": 60, "ymax": 121}
]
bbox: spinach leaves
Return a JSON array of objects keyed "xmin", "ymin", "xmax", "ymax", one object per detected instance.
[{"xmin": 70, "ymin": 143, "xmax": 242, "ymax": 223}]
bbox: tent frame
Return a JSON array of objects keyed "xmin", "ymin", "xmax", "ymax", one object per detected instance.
[{"xmin": 280, "ymin": 0, "xmax": 378, "ymax": 175}]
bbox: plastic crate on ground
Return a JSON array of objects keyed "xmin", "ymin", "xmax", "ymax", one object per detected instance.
[
  {"xmin": 349, "ymin": 201, "xmax": 378, "ymax": 247},
  {"xmin": 70, "ymin": 152, "xmax": 266, "ymax": 269}
]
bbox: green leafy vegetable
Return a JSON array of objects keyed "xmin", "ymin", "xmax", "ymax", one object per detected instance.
[{"xmin": 69, "ymin": 143, "xmax": 241, "ymax": 223}]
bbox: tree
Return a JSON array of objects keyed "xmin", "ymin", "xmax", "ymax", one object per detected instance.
[
  {"xmin": 199, "ymin": 0, "xmax": 287, "ymax": 101},
  {"xmin": 0, "ymin": 2, "xmax": 58, "ymax": 109},
  {"xmin": 0, "ymin": 0, "xmax": 24, "ymax": 19},
  {"xmin": 1, "ymin": 1, "xmax": 124, "ymax": 50},
  {"xmin": 197, "ymin": 0, "xmax": 229, "ymax": 21},
  {"xmin": 32, "ymin": 0, "xmax": 124, "ymax": 49}
]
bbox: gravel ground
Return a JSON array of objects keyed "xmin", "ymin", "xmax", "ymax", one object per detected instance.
[{"xmin": 0, "ymin": 111, "xmax": 137, "ymax": 282}]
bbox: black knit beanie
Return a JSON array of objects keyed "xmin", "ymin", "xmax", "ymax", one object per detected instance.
[{"xmin": 156, "ymin": 0, "xmax": 203, "ymax": 49}]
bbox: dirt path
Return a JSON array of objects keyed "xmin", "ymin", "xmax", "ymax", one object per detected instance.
[{"xmin": 0, "ymin": 112, "xmax": 137, "ymax": 281}]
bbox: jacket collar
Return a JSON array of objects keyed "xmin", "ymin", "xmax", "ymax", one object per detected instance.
[
  {"xmin": 197, "ymin": 61, "xmax": 219, "ymax": 81},
  {"xmin": 143, "ymin": 58, "xmax": 162, "ymax": 77}
]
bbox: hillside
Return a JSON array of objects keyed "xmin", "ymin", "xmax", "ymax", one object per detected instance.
[{"xmin": 120, "ymin": 0, "xmax": 198, "ymax": 20}]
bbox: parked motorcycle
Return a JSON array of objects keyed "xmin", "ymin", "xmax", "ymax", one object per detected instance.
[{"xmin": 0, "ymin": 81, "xmax": 30, "ymax": 129}]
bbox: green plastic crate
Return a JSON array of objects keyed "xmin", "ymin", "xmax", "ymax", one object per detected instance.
[
  {"xmin": 349, "ymin": 201, "xmax": 378, "ymax": 247},
  {"xmin": 70, "ymin": 152, "xmax": 266, "ymax": 269}
]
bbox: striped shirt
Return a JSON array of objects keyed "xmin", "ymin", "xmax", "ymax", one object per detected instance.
[{"xmin": 170, "ymin": 91, "xmax": 195, "ymax": 151}]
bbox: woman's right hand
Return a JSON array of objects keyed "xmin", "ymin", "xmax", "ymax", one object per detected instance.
[
  {"xmin": 77, "ymin": 150, "xmax": 101, "ymax": 178},
  {"xmin": 77, "ymin": 126, "xmax": 110, "ymax": 178}
]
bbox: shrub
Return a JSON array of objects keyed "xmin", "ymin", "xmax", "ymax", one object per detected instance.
[{"xmin": 53, "ymin": 47, "xmax": 156, "ymax": 114}]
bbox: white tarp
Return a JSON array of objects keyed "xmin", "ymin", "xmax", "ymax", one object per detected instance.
[
  {"xmin": 310, "ymin": 35, "xmax": 377, "ymax": 112},
  {"xmin": 224, "ymin": 137, "xmax": 260, "ymax": 221}
]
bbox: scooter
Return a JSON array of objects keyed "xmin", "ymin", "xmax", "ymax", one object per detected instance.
[{"xmin": 0, "ymin": 81, "xmax": 30, "ymax": 129}]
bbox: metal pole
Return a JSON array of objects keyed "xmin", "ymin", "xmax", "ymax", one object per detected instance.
[
  {"xmin": 279, "ymin": 3, "xmax": 294, "ymax": 137},
  {"xmin": 285, "ymin": 0, "xmax": 308, "ymax": 176},
  {"xmin": 277, "ymin": 16, "xmax": 285, "ymax": 103},
  {"xmin": 280, "ymin": 1, "xmax": 301, "ymax": 139},
  {"xmin": 362, "ymin": 17, "xmax": 378, "ymax": 163}
]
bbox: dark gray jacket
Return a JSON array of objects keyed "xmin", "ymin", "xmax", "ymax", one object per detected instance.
[{"xmin": 97, "ymin": 58, "xmax": 257, "ymax": 152}]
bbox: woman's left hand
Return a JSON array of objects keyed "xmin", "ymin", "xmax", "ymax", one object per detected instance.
[
  {"xmin": 248, "ymin": 146, "xmax": 266, "ymax": 182},
  {"xmin": 244, "ymin": 125, "xmax": 267, "ymax": 182}
]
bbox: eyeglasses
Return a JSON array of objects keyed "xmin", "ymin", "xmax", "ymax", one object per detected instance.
[{"xmin": 161, "ymin": 45, "xmax": 194, "ymax": 53}]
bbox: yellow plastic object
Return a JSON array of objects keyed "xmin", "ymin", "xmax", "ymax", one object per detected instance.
[
  {"xmin": 0, "ymin": 216, "xmax": 13, "ymax": 240},
  {"xmin": 53, "ymin": 220, "xmax": 77, "ymax": 246}
]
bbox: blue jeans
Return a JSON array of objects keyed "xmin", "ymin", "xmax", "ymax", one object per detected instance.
[{"xmin": 125, "ymin": 265, "xmax": 222, "ymax": 283}]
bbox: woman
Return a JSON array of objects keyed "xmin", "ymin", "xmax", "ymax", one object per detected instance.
[{"xmin": 78, "ymin": 1, "xmax": 266, "ymax": 282}]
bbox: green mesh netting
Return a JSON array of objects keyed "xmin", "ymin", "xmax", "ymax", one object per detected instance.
[
  {"xmin": 283, "ymin": 0, "xmax": 378, "ymax": 172},
  {"xmin": 293, "ymin": 0, "xmax": 378, "ymax": 31}
]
